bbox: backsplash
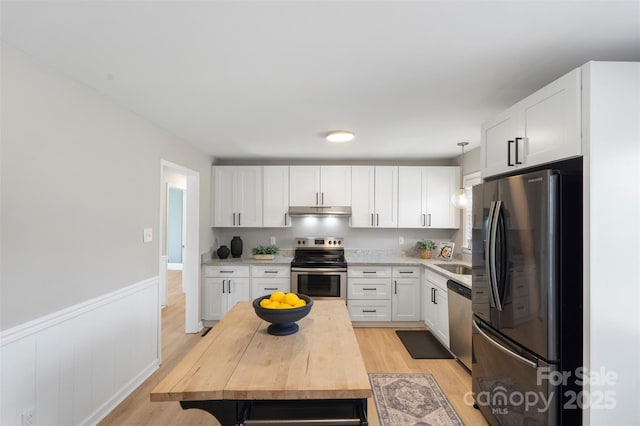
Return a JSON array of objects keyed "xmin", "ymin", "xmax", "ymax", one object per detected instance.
[{"xmin": 212, "ymin": 216, "xmax": 455, "ymax": 259}]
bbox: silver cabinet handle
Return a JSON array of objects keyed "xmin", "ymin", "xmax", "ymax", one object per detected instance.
[
  {"xmin": 422, "ymin": 213, "xmax": 426, "ymax": 227},
  {"xmin": 362, "ymin": 271, "xmax": 377, "ymax": 274},
  {"xmin": 427, "ymin": 214, "xmax": 431, "ymax": 227},
  {"xmin": 228, "ymin": 280, "xmax": 232, "ymax": 293},
  {"xmin": 398, "ymin": 271, "xmax": 414, "ymax": 274},
  {"xmin": 222, "ymin": 279, "xmax": 226, "ymax": 294},
  {"xmin": 321, "ymin": 192, "xmax": 324, "ymax": 205},
  {"xmin": 264, "ymin": 287, "xmax": 278, "ymax": 291},
  {"xmin": 363, "ymin": 309, "xmax": 377, "ymax": 313},
  {"xmin": 238, "ymin": 212, "xmax": 241, "ymax": 226},
  {"xmin": 233, "ymin": 213, "xmax": 236, "ymax": 226},
  {"xmin": 316, "ymin": 192, "xmax": 319, "ymax": 205},
  {"xmin": 264, "ymin": 271, "xmax": 278, "ymax": 274},
  {"xmin": 371, "ymin": 213, "xmax": 374, "ymax": 227},
  {"xmin": 473, "ymin": 320, "xmax": 537, "ymax": 369},
  {"xmin": 362, "ymin": 288, "xmax": 377, "ymax": 291},
  {"xmin": 394, "ymin": 280, "xmax": 398, "ymax": 294},
  {"xmin": 284, "ymin": 213, "xmax": 288, "ymax": 226},
  {"xmin": 376, "ymin": 213, "xmax": 379, "ymax": 226},
  {"xmin": 220, "ymin": 270, "xmax": 234, "ymax": 273}
]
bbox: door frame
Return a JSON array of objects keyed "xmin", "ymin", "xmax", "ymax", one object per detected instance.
[{"xmin": 160, "ymin": 160, "xmax": 202, "ymax": 340}]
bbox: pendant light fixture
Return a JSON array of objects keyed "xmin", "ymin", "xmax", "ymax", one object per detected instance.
[{"xmin": 451, "ymin": 142, "xmax": 469, "ymax": 209}]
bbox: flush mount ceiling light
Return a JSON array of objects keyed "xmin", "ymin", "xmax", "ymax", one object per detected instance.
[
  {"xmin": 326, "ymin": 130, "xmax": 355, "ymax": 143},
  {"xmin": 451, "ymin": 142, "xmax": 469, "ymax": 209}
]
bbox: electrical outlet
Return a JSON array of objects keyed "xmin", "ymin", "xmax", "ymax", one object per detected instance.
[
  {"xmin": 21, "ymin": 408, "xmax": 35, "ymax": 426},
  {"xmin": 143, "ymin": 228, "xmax": 153, "ymax": 243},
  {"xmin": 399, "ymin": 236, "xmax": 405, "ymax": 245},
  {"xmin": 270, "ymin": 236, "xmax": 276, "ymax": 245}
]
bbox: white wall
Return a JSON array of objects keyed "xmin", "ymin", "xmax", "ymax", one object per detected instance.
[
  {"xmin": 583, "ymin": 61, "xmax": 640, "ymax": 426},
  {"xmin": 0, "ymin": 43, "xmax": 213, "ymax": 330}
]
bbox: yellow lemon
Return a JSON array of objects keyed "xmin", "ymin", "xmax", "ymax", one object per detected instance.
[
  {"xmin": 269, "ymin": 291, "xmax": 285, "ymax": 302},
  {"xmin": 284, "ymin": 293, "xmax": 300, "ymax": 306},
  {"xmin": 267, "ymin": 301, "xmax": 281, "ymax": 309},
  {"xmin": 259, "ymin": 299, "xmax": 271, "ymax": 308},
  {"xmin": 294, "ymin": 300, "xmax": 306, "ymax": 308}
]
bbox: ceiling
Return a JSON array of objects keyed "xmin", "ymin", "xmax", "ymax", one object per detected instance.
[{"xmin": 2, "ymin": 1, "xmax": 639, "ymax": 161}]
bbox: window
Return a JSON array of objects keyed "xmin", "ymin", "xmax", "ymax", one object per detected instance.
[{"xmin": 462, "ymin": 172, "xmax": 482, "ymax": 252}]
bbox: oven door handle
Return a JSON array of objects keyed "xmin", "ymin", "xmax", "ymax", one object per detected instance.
[{"xmin": 291, "ymin": 268, "xmax": 347, "ymax": 273}]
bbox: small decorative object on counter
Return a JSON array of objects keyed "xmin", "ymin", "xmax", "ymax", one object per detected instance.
[
  {"xmin": 437, "ymin": 241, "xmax": 455, "ymax": 261},
  {"xmin": 216, "ymin": 245, "xmax": 230, "ymax": 259},
  {"xmin": 251, "ymin": 245, "xmax": 280, "ymax": 260},
  {"xmin": 416, "ymin": 239, "xmax": 437, "ymax": 259},
  {"xmin": 230, "ymin": 236, "xmax": 243, "ymax": 258}
]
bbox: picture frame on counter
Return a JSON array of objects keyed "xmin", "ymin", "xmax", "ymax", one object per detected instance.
[{"xmin": 437, "ymin": 242, "xmax": 455, "ymax": 261}]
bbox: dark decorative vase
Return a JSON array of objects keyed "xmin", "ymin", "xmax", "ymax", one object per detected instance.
[
  {"xmin": 216, "ymin": 245, "xmax": 230, "ymax": 259},
  {"xmin": 230, "ymin": 236, "xmax": 243, "ymax": 258}
]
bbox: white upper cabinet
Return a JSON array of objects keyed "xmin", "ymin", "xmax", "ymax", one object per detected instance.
[
  {"xmin": 212, "ymin": 166, "xmax": 263, "ymax": 227},
  {"xmin": 351, "ymin": 166, "xmax": 398, "ymax": 228},
  {"xmin": 398, "ymin": 166, "xmax": 459, "ymax": 229},
  {"xmin": 425, "ymin": 166, "xmax": 459, "ymax": 229},
  {"xmin": 262, "ymin": 166, "xmax": 290, "ymax": 227},
  {"xmin": 481, "ymin": 68, "xmax": 581, "ymax": 178},
  {"xmin": 289, "ymin": 165, "xmax": 351, "ymax": 207}
]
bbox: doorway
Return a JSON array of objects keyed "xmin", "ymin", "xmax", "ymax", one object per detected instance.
[
  {"xmin": 167, "ymin": 186, "xmax": 186, "ymax": 271},
  {"xmin": 160, "ymin": 160, "xmax": 202, "ymax": 340}
]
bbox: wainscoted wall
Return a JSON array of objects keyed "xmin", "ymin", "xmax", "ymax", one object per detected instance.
[{"xmin": 0, "ymin": 278, "xmax": 160, "ymax": 426}]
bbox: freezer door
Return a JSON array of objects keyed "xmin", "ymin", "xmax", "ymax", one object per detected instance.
[
  {"xmin": 485, "ymin": 170, "xmax": 559, "ymax": 361},
  {"xmin": 472, "ymin": 319, "xmax": 559, "ymax": 425}
]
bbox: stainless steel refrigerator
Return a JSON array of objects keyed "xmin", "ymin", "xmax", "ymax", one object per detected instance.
[{"xmin": 471, "ymin": 168, "xmax": 583, "ymax": 425}]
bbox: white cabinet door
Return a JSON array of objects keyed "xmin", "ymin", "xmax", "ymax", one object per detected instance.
[
  {"xmin": 433, "ymin": 286, "xmax": 449, "ymax": 347},
  {"xmin": 320, "ymin": 166, "xmax": 351, "ymax": 206},
  {"xmin": 203, "ymin": 278, "xmax": 225, "ymax": 320},
  {"xmin": 263, "ymin": 166, "xmax": 290, "ymax": 227},
  {"xmin": 425, "ymin": 166, "xmax": 459, "ymax": 229},
  {"xmin": 236, "ymin": 167, "xmax": 263, "ymax": 227},
  {"xmin": 212, "ymin": 167, "xmax": 236, "ymax": 227},
  {"xmin": 227, "ymin": 277, "xmax": 250, "ymax": 310},
  {"xmin": 481, "ymin": 105, "xmax": 519, "ymax": 178},
  {"xmin": 289, "ymin": 166, "xmax": 321, "ymax": 206},
  {"xmin": 521, "ymin": 68, "xmax": 581, "ymax": 168},
  {"xmin": 398, "ymin": 167, "xmax": 427, "ymax": 228},
  {"xmin": 350, "ymin": 166, "xmax": 375, "ymax": 227},
  {"xmin": 212, "ymin": 166, "xmax": 262, "ymax": 227},
  {"xmin": 374, "ymin": 166, "xmax": 398, "ymax": 228},
  {"xmin": 392, "ymin": 278, "xmax": 421, "ymax": 321}
]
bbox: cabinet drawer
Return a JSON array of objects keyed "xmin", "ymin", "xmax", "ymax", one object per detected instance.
[
  {"xmin": 392, "ymin": 266, "xmax": 421, "ymax": 278},
  {"xmin": 424, "ymin": 268, "xmax": 448, "ymax": 290},
  {"xmin": 252, "ymin": 278, "xmax": 291, "ymax": 298},
  {"xmin": 204, "ymin": 265, "xmax": 250, "ymax": 277},
  {"xmin": 348, "ymin": 266, "xmax": 392, "ymax": 278},
  {"xmin": 348, "ymin": 300, "xmax": 392, "ymax": 321},
  {"xmin": 251, "ymin": 265, "xmax": 290, "ymax": 278},
  {"xmin": 348, "ymin": 279, "xmax": 392, "ymax": 300}
]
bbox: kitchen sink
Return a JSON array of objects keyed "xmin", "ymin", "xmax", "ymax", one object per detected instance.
[{"xmin": 436, "ymin": 263, "xmax": 472, "ymax": 275}]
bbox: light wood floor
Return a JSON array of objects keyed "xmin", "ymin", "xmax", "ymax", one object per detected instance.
[{"xmin": 100, "ymin": 271, "xmax": 487, "ymax": 425}]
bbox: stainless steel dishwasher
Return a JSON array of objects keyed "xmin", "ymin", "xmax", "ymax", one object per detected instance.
[{"xmin": 447, "ymin": 280, "xmax": 472, "ymax": 371}]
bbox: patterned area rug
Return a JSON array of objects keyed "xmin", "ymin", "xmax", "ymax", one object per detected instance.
[{"xmin": 369, "ymin": 373, "xmax": 463, "ymax": 426}]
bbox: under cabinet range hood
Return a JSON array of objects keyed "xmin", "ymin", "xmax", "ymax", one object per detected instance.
[{"xmin": 288, "ymin": 206, "xmax": 352, "ymax": 216}]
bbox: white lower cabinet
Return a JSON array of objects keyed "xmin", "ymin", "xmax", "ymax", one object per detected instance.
[
  {"xmin": 348, "ymin": 265, "xmax": 421, "ymax": 322},
  {"xmin": 347, "ymin": 266, "xmax": 392, "ymax": 321},
  {"xmin": 423, "ymin": 268, "xmax": 450, "ymax": 348},
  {"xmin": 251, "ymin": 265, "xmax": 291, "ymax": 298},
  {"xmin": 391, "ymin": 267, "xmax": 421, "ymax": 321},
  {"xmin": 203, "ymin": 265, "xmax": 250, "ymax": 320}
]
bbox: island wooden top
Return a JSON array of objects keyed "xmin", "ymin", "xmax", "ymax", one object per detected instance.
[{"xmin": 150, "ymin": 300, "xmax": 372, "ymax": 402}]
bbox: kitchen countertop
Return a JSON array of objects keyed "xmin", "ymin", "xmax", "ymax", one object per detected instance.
[{"xmin": 203, "ymin": 254, "xmax": 471, "ymax": 288}]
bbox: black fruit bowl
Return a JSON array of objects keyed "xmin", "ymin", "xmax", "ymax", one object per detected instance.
[{"xmin": 252, "ymin": 294, "xmax": 313, "ymax": 336}]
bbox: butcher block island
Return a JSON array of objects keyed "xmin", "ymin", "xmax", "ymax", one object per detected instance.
[{"xmin": 151, "ymin": 300, "xmax": 372, "ymax": 425}]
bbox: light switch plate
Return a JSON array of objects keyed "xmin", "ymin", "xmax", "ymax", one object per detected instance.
[
  {"xmin": 270, "ymin": 236, "xmax": 276, "ymax": 245},
  {"xmin": 399, "ymin": 236, "xmax": 405, "ymax": 245},
  {"xmin": 143, "ymin": 228, "xmax": 153, "ymax": 243}
]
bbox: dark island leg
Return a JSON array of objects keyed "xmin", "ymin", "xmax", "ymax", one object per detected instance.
[{"xmin": 180, "ymin": 400, "xmax": 239, "ymax": 426}]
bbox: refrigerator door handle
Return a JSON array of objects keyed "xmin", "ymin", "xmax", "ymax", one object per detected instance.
[
  {"xmin": 485, "ymin": 201, "xmax": 499, "ymax": 309},
  {"xmin": 473, "ymin": 320, "xmax": 537, "ymax": 369},
  {"xmin": 489, "ymin": 201, "xmax": 504, "ymax": 311}
]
